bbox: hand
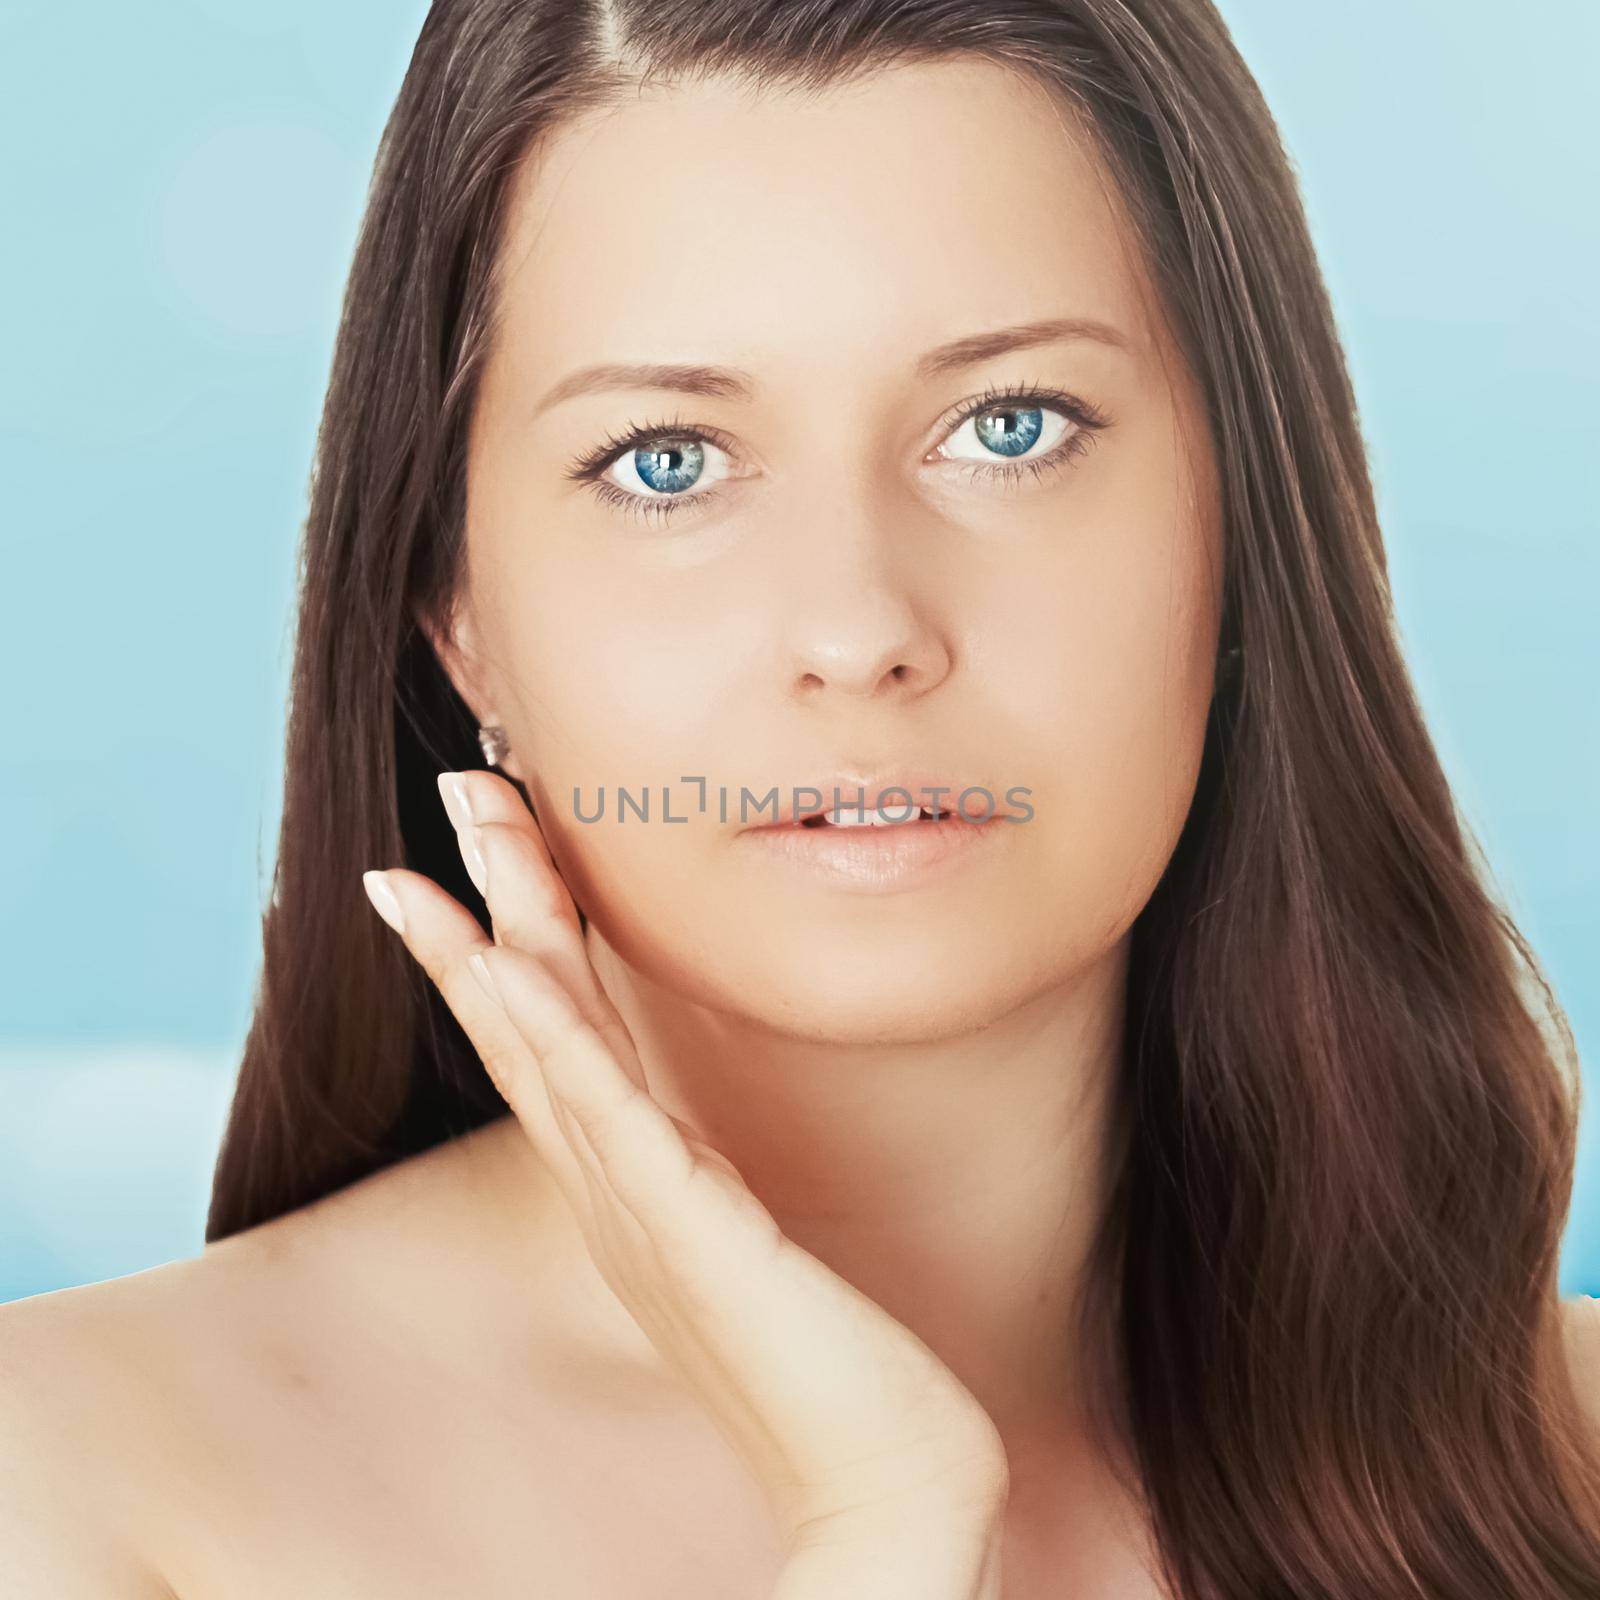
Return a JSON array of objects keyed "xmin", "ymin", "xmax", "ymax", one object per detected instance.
[
  {"xmin": 360, "ymin": 769, "xmax": 1010, "ymax": 1554},
  {"xmin": 768, "ymin": 1499, "xmax": 1007, "ymax": 1600}
]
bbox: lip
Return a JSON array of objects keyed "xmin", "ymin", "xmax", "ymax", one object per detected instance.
[{"xmin": 738, "ymin": 775, "xmax": 1016, "ymax": 893}]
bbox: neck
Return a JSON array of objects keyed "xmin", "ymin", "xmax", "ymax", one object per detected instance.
[{"xmin": 570, "ymin": 921, "xmax": 1131, "ymax": 1444}]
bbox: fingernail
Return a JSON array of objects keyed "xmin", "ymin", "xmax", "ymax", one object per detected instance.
[
  {"xmin": 462, "ymin": 826, "xmax": 488, "ymax": 897},
  {"xmin": 468, "ymin": 950, "xmax": 500, "ymax": 1005},
  {"xmin": 437, "ymin": 770, "xmax": 475, "ymax": 831},
  {"xmin": 362, "ymin": 870, "xmax": 405, "ymax": 934}
]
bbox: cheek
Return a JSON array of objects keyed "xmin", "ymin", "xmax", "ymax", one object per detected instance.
[
  {"xmin": 493, "ymin": 559, "xmax": 736, "ymax": 769},
  {"xmin": 983, "ymin": 494, "xmax": 1218, "ymax": 943},
  {"xmin": 479, "ymin": 566, "xmax": 751, "ymax": 946}
]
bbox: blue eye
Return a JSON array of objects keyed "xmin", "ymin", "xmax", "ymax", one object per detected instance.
[
  {"xmin": 566, "ymin": 383, "xmax": 1109, "ymax": 528},
  {"xmin": 628, "ymin": 439, "xmax": 706, "ymax": 495},
  {"xmin": 975, "ymin": 406, "xmax": 1044, "ymax": 458},
  {"xmin": 575, "ymin": 428, "xmax": 737, "ymax": 521},
  {"xmin": 941, "ymin": 402, "xmax": 1072, "ymax": 465}
]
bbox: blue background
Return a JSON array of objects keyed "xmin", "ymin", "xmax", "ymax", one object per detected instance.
[{"xmin": 2, "ymin": 0, "xmax": 1595, "ymax": 1302}]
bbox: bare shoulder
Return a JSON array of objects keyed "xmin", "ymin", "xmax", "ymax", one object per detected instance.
[
  {"xmin": 0, "ymin": 1118, "xmax": 535, "ymax": 1597},
  {"xmin": 1561, "ymin": 1294, "xmax": 1600, "ymax": 1429},
  {"xmin": 0, "ymin": 1268, "xmax": 187, "ymax": 1596}
]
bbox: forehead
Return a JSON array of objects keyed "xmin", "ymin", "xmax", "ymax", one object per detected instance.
[{"xmin": 489, "ymin": 57, "xmax": 1158, "ymax": 387}]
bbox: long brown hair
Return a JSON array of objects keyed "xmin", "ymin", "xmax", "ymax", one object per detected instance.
[{"xmin": 206, "ymin": 1, "xmax": 1600, "ymax": 1591}]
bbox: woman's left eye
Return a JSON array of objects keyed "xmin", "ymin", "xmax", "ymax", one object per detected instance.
[
  {"xmin": 925, "ymin": 384, "xmax": 1110, "ymax": 482},
  {"xmin": 566, "ymin": 387, "xmax": 1107, "ymax": 527},
  {"xmin": 934, "ymin": 403, "xmax": 1077, "ymax": 468}
]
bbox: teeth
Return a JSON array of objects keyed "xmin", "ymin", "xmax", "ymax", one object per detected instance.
[{"xmin": 820, "ymin": 803, "xmax": 931, "ymax": 827}]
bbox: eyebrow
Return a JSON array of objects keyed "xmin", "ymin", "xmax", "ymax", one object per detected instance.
[{"xmin": 530, "ymin": 316, "xmax": 1131, "ymax": 417}]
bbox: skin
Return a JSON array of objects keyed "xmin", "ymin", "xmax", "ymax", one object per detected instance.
[{"xmin": 0, "ymin": 55, "xmax": 1246, "ymax": 1599}]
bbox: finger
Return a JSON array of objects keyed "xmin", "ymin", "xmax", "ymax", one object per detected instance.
[
  {"xmin": 430, "ymin": 772, "xmax": 677, "ymax": 1222},
  {"xmin": 473, "ymin": 941, "xmax": 719, "ymax": 1246},
  {"xmin": 477, "ymin": 826, "xmax": 651, "ymax": 1094},
  {"xmin": 474, "ymin": 823, "xmax": 607, "ymax": 1005},
  {"xmin": 439, "ymin": 774, "xmax": 646, "ymax": 1091},
  {"xmin": 461, "ymin": 941, "xmax": 655, "ymax": 1266},
  {"xmin": 439, "ymin": 768, "xmax": 563, "ymax": 880},
  {"xmin": 438, "ymin": 768, "xmax": 572, "ymax": 921},
  {"xmin": 362, "ymin": 867, "xmax": 593, "ymax": 1229},
  {"xmin": 539, "ymin": 1067, "xmax": 662, "ymax": 1269}
]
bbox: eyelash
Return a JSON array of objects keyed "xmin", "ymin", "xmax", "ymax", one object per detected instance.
[{"xmin": 562, "ymin": 379, "xmax": 1111, "ymax": 528}]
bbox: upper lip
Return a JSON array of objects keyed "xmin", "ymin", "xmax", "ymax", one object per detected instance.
[{"xmin": 746, "ymin": 775, "xmax": 996, "ymax": 829}]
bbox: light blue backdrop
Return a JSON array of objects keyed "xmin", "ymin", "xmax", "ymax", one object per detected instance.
[{"xmin": 2, "ymin": 0, "xmax": 1595, "ymax": 1302}]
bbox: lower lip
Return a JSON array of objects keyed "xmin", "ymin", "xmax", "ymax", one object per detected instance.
[{"xmin": 738, "ymin": 811, "xmax": 1010, "ymax": 892}]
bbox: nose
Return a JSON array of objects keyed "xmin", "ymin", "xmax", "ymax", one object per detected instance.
[{"xmin": 778, "ymin": 486, "xmax": 954, "ymax": 703}]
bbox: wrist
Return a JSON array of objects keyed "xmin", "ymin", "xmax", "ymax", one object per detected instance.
[{"xmin": 772, "ymin": 1451, "xmax": 1009, "ymax": 1542}]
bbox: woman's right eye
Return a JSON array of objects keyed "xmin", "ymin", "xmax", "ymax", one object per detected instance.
[
  {"xmin": 565, "ymin": 420, "xmax": 742, "ymax": 527},
  {"xmin": 601, "ymin": 436, "xmax": 731, "ymax": 501}
]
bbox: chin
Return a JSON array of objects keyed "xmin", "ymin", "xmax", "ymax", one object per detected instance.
[{"xmin": 714, "ymin": 937, "xmax": 1059, "ymax": 1046}]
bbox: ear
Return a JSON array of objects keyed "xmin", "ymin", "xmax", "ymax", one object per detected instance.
[
  {"xmin": 416, "ymin": 598, "xmax": 480, "ymax": 714},
  {"xmin": 414, "ymin": 601, "xmax": 531, "ymax": 785}
]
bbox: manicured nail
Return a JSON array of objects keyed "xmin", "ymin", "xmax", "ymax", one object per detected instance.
[
  {"xmin": 468, "ymin": 950, "xmax": 500, "ymax": 1005},
  {"xmin": 461, "ymin": 826, "xmax": 488, "ymax": 896},
  {"xmin": 437, "ymin": 770, "xmax": 475, "ymax": 831},
  {"xmin": 362, "ymin": 870, "xmax": 405, "ymax": 934}
]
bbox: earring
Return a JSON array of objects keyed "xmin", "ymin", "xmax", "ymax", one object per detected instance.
[{"xmin": 477, "ymin": 724, "xmax": 511, "ymax": 767}]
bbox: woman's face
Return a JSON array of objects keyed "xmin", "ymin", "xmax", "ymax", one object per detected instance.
[{"xmin": 438, "ymin": 56, "xmax": 1222, "ymax": 1042}]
